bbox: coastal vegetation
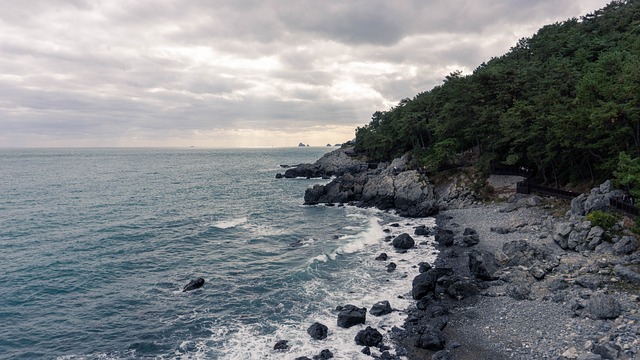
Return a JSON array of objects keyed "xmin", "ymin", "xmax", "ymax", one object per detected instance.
[{"xmin": 354, "ymin": 0, "xmax": 640, "ymax": 192}]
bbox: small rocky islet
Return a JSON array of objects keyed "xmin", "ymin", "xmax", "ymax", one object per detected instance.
[{"xmin": 275, "ymin": 147, "xmax": 640, "ymax": 360}]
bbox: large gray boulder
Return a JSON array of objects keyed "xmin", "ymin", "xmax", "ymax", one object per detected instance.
[{"xmin": 283, "ymin": 147, "xmax": 367, "ymax": 178}]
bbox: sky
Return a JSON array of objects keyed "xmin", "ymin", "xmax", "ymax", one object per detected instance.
[{"xmin": 0, "ymin": 0, "xmax": 613, "ymax": 148}]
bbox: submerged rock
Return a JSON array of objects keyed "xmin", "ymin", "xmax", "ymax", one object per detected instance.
[{"xmin": 182, "ymin": 277, "xmax": 205, "ymax": 292}]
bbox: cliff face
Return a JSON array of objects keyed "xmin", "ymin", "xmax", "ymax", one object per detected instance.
[{"xmin": 289, "ymin": 149, "xmax": 445, "ymax": 217}]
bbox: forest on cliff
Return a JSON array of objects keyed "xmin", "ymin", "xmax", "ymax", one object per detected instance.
[{"xmin": 354, "ymin": 0, "xmax": 640, "ymax": 194}]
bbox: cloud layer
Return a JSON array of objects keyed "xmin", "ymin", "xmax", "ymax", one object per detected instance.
[{"xmin": 0, "ymin": 0, "xmax": 611, "ymax": 147}]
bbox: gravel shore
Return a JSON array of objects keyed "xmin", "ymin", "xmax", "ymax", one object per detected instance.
[{"xmin": 395, "ymin": 200, "xmax": 640, "ymax": 360}]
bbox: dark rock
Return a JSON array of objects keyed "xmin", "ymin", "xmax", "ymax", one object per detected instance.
[
  {"xmin": 447, "ymin": 279, "xmax": 480, "ymax": 300},
  {"xmin": 392, "ymin": 233, "xmax": 415, "ymax": 250},
  {"xmin": 414, "ymin": 225, "xmax": 433, "ymax": 236},
  {"xmin": 414, "ymin": 326, "xmax": 446, "ymax": 351},
  {"xmin": 507, "ymin": 284, "xmax": 531, "ymax": 300},
  {"xmin": 386, "ymin": 262, "xmax": 397, "ymax": 272},
  {"xmin": 432, "ymin": 350, "xmax": 452, "ymax": 360},
  {"xmin": 274, "ymin": 340, "xmax": 289, "ymax": 350},
  {"xmin": 294, "ymin": 357, "xmax": 311, "ymax": 360},
  {"xmin": 490, "ymin": 226, "xmax": 515, "ymax": 234},
  {"xmin": 613, "ymin": 236, "xmax": 638, "ymax": 255},
  {"xmin": 375, "ymin": 253, "xmax": 388, "ymax": 261},
  {"xmin": 502, "ymin": 240, "xmax": 554, "ymax": 267},
  {"xmin": 361, "ymin": 347, "xmax": 371, "ymax": 355},
  {"xmin": 468, "ymin": 250, "xmax": 498, "ymax": 281},
  {"xmin": 183, "ymin": 277, "xmax": 205, "ymax": 292},
  {"xmin": 592, "ymin": 343, "xmax": 619, "ymax": 359},
  {"xmin": 460, "ymin": 227, "xmax": 480, "ymax": 247},
  {"xmin": 419, "ymin": 262, "xmax": 432, "ymax": 273},
  {"xmin": 354, "ymin": 326, "xmax": 383, "ymax": 347},
  {"xmin": 586, "ymin": 294, "xmax": 621, "ymax": 319},
  {"xmin": 307, "ymin": 322, "xmax": 328, "ymax": 340},
  {"xmin": 435, "ymin": 229, "xmax": 454, "ymax": 246},
  {"xmin": 576, "ymin": 275, "xmax": 602, "ymax": 290},
  {"xmin": 313, "ymin": 349, "xmax": 334, "ymax": 359},
  {"xmin": 275, "ymin": 173, "xmax": 283, "ymax": 179},
  {"xmin": 370, "ymin": 300, "xmax": 393, "ymax": 316},
  {"xmin": 412, "ymin": 268, "xmax": 454, "ymax": 300},
  {"xmin": 390, "ymin": 223, "xmax": 400, "ymax": 227},
  {"xmin": 614, "ymin": 264, "xmax": 640, "ymax": 285},
  {"xmin": 337, "ymin": 305, "xmax": 366, "ymax": 328}
]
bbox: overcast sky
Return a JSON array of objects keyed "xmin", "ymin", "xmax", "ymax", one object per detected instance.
[{"xmin": 0, "ymin": 1, "xmax": 612, "ymax": 148}]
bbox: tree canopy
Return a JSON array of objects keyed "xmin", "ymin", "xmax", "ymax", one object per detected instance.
[{"xmin": 354, "ymin": 0, "xmax": 640, "ymax": 191}]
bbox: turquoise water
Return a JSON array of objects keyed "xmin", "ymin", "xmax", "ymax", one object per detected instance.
[{"xmin": 0, "ymin": 148, "xmax": 436, "ymax": 359}]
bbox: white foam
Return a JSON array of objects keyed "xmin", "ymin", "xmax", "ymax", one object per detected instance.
[
  {"xmin": 212, "ymin": 217, "xmax": 248, "ymax": 229},
  {"xmin": 211, "ymin": 211, "xmax": 439, "ymax": 359}
]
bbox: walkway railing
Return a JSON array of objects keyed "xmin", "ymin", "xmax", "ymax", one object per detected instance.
[{"xmin": 516, "ymin": 181, "xmax": 581, "ymax": 200}]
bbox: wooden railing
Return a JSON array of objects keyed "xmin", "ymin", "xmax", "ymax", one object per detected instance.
[
  {"xmin": 516, "ymin": 181, "xmax": 581, "ymax": 200},
  {"xmin": 610, "ymin": 198, "xmax": 640, "ymax": 217}
]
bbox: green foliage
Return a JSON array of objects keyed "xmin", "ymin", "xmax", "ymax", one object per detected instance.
[
  {"xmin": 614, "ymin": 152, "xmax": 640, "ymax": 198},
  {"xmin": 353, "ymin": 0, "xmax": 640, "ymax": 186},
  {"xmin": 586, "ymin": 210, "xmax": 619, "ymax": 230}
]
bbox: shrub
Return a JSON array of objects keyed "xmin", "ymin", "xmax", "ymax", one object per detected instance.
[{"xmin": 586, "ymin": 210, "xmax": 619, "ymax": 230}]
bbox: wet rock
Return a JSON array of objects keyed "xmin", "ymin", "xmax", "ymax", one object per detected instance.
[
  {"xmin": 337, "ymin": 305, "xmax": 366, "ymax": 328},
  {"xmin": 375, "ymin": 252, "xmax": 388, "ymax": 261},
  {"xmin": 307, "ymin": 322, "xmax": 328, "ymax": 340},
  {"xmin": 412, "ymin": 268, "xmax": 453, "ymax": 300},
  {"xmin": 183, "ymin": 277, "xmax": 205, "ymax": 292},
  {"xmin": 386, "ymin": 262, "xmax": 397, "ymax": 272},
  {"xmin": 392, "ymin": 233, "xmax": 415, "ymax": 250},
  {"xmin": 419, "ymin": 262, "xmax": 432, "ymax": 273},
  {"xmin": 274, "ymin": 340, "xmax": 289, "ymax": 350},
  {"xmin": 414, "ymin": 225, "xmax": 431, "ymax": 236},
  {"xmin": 354, "ymin": 326, "xmax": 383, "ymax": 347},
  {"xmin": 313, "ymin": 349, "xmax": 334, "ymax": 359},
  {"xmin": 370, "ymin": 300, "xmax": 393, "ymax": 317}
]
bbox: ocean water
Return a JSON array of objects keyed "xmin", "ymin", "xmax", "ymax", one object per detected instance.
[{"xmin": 0, "ymin": 148, "xmax": 436, "ymax": 360}]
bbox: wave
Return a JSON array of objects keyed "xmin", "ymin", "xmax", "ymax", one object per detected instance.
[{"xmin": 211, "ymin": 217, "xmax": 248, "ymax": 229}]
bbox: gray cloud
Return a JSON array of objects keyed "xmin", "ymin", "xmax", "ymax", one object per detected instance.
[{"xmin": 0, "ymin": 0, "xmax": 611, "ymax": 147}]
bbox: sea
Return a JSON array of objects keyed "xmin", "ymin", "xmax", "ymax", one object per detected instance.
[{"xmin": 0, "ymin": 147, "xmax": 437, "ymax": 360}]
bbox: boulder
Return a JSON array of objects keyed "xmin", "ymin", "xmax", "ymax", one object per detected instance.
[
  {"xmin": 435, "ymin": 229, "xmax": 455, "ymax": 247},
  {"xmin": 183, "ymin": 277, "xmax": 205, "ymax": 292},
  {"xmin": 337, "ymin": 305, "xmax": 366, "ymax": 328},
  {"xmin": 612, "ymin": 236, "xmax": 638, "ymax": 255},
  {"xmin": 274, "ymin": 340, "xmax": 289, "ymax": 350},
  {"xmin": 313, "ymin": 349, "xmax": 334, "ymax": 359},
  {"xmin": 614, "ymin": 264, "xmax": 640, "ymax": 285},
  {"xmin": 586, "ymin": 294, "xmax": 621, "ymax": 320},
  {"xmin": 375, "ymin": 253, "xmax": 388, "ymax": 261},
  {"xmin": 354, "ymin": 326, "xmax": 383, "ymax": 347},
  {"xmin": 370, "ymin": 301, "xmax": 393, "ymax": 317},
  {"xmin": 468, "ymin": 250, "xmax": 498, "ymax": 281},
  {"xmin": 414, "ymin": 225, "xmax": 431, "ymax": 236},
  {"xmin": 412, "ymin": 268, "xmax": 453, "ymax": 300},
  {"xmin": 460, "ymin": 227, "xmax": 479, "ymax": 247},
  {"xmin": 307, "ymin": 322, "xmax": 328, "ymax": 340},
  {"xmin": 392, "ymin": 233, "xmax": 415, "ymax": 250},
  {"xmin": 414, "ymin": 325, "xmax": 446, "ymax": 351},
  {"xmin": 386, "ymin": 262, "xmax": 397, "ymax": 272}
]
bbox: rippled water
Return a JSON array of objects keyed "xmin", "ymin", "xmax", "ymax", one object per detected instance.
[{"xmin": 0, "ymin": 148, "xmax": 436, "ymax": 359}]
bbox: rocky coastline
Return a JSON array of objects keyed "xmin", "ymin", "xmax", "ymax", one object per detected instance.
[{"xmin": 277, "ymin": 148, "xmax": 640, "ymax": 360}]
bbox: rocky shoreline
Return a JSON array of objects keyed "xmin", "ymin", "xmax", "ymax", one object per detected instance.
[{"xmin": 278, "ymin": 148, "xmax": 640, "ymax": 360}]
